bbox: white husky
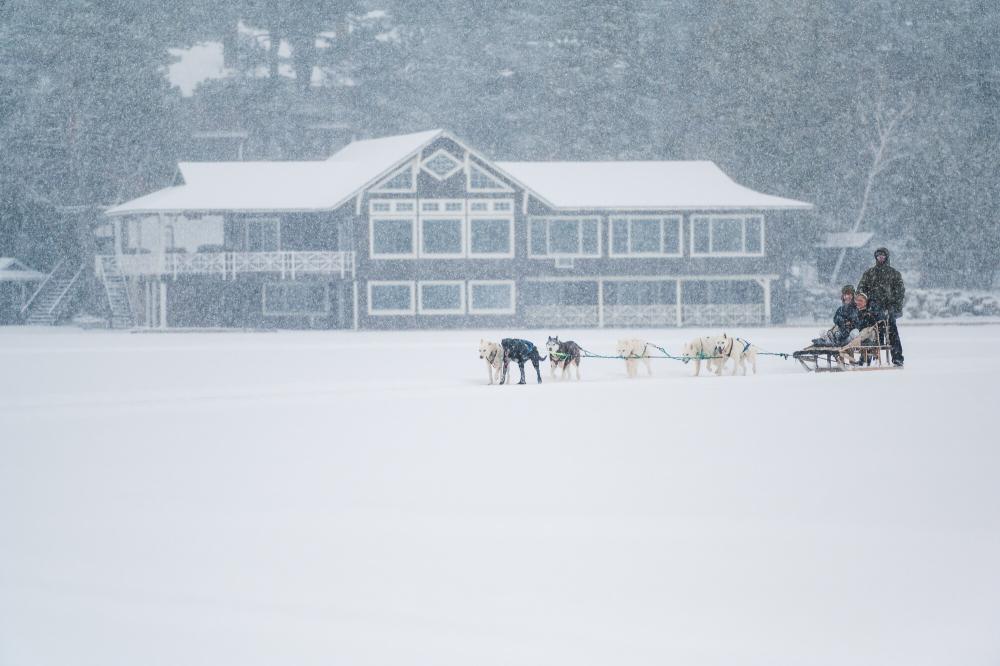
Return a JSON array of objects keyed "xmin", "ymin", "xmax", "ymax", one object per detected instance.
[
  {"xmin": 714, "ymin": 333, "xmax": 759, "ymax": 375},
  {"xmin": 616, "ymin": 339, "xmax": 653, "ymax": 378},
  {"xmin": 478, "ymin": 339, "xmax": 505, "ymax": 385},
  {"xmin": 682, "ymin": 335, "xmax": 725, "ymax": 376}
]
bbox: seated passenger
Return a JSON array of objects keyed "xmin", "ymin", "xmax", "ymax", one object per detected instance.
[
  {"xmin": 812, "ymin": 284, "xmax": 860, "ymax": 347},
  {"xmin": 854, "ymin": 291, "xmax": 881, "ymax": 333}
]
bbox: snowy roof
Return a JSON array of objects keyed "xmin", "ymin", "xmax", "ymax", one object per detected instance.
[
  {"xmin": 106, "ymin": 129, "xmax": 813, "ymax": 215},
  {"xmin": 0, "ymin": 258, "xmax": 46, "ymax": 282},
  {"xmin": 106, "ymin": 130, "xmax": 443, "ymax": 216},
  {"xmin": 495, "ymin": 161, "xmax": 813, "ymax": 210},
  {"xmin": 817, "ymin": 232, "xmax": 875, "ymax": 248}
]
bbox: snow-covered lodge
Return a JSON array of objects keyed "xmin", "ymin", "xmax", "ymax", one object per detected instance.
[{"xmin": 93, "ymin": 129, "xmax": 812, "ymax": 329}]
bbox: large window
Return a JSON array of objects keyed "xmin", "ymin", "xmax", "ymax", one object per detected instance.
[
  {"xmin": 418, "ymin": 281, "xmax": 465, "ymax": 315},
  {"xmin": 368, "ymin": 281, "xmax": 415, "ymax": 315},
  {"xmin": 263, "ymin": 283, "xmax": 328, "ymax": 316},
  {"xmin": 468, "ymin": 218, "xmax": 513, "ymax": 257},
  {"xmin": 468, "ymin": 280, "xmax": 516, "ymax": 314},
  {"xmin": 371, "ymin": 218, "xmax": 416, "ymax": 258},
  {"xmin": 690, "ymin": 215, "xmax": 764, "ymax": 256},
  {"xmin": 370, "ymin": 198, "xmax": 513, "ymax": 260},
  {"xmin": 529, "ymin": 217, "xmax": 601, "ymax": 258},
  {"xmin": 370, "ymin": 199, "xmax": 417, "ymax": 258},
  {"xmin": 609, "ymin": 216, "xmax": 682, "ymax": 257},
  {"xmin": 420, "ymin": 218, "xmax": 464, "ymax": 258}
]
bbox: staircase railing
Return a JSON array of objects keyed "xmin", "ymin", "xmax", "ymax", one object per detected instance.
[
  {"xmin": 20, "ymin": 258, "xmax": 65, "ymax": 316},
  {"xmin": 96, "ymin": 255, "xmax": 136, "ymax": 327},
  {"xmin": 47, "ymin": 264, "xmax": 84, "ymax": 318}
]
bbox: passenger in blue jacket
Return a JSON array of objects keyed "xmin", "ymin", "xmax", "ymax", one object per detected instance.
[{"xmin": 812, "ymin": 284, "xmax": 860, "ymax": 347}]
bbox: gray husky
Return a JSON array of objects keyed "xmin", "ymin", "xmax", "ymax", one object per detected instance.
[{"xmin": 545, "ymin": 336, "xmax": 583, "ymax": 380}]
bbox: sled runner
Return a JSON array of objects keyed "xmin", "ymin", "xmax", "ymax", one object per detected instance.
[{"xmin": 793, "ymin": 321, "xmax": 900, "ymax": 373}]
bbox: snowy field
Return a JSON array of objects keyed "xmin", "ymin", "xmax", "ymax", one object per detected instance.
[{"xmin": 2, "ymin": 324, "xmax": 999, "ymax": 666}]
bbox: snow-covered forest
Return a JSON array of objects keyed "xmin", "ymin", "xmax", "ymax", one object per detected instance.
[{"xmin": 1, "ymin": 1, "xmax": 998, "ymax": 288}]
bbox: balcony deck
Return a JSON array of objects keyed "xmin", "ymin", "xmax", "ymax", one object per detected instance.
[{"xmin": 99, "ymin": 251, "xmax": 355, "ymax": 280}]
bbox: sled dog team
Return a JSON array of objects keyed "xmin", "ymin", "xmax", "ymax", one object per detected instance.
[{"xmin": 478, "ymin": 333, "xmax": 759, "ymax": 385}]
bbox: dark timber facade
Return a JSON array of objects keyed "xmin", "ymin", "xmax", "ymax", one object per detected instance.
[{"xmin": 100, "ymin": 130, "xmax": 813, "ymax": 330}]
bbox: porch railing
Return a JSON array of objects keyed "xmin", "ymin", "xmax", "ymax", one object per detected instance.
[{"xmin": 101, "ymin": 251, "xmax": 355, "ymax": 280}]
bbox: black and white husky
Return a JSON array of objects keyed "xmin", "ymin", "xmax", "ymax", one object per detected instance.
[
  {"xmin": 545, "ymin": 336, "xmax": 583, "ymax": 381},
  {"xmin": 499, "ymin": 338, "xmax": 546, "ymax": 385}
]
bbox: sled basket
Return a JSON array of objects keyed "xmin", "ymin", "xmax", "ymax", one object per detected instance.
[{"xmin": 793, "ymin": 321, "xmax": 899, "ymax": 373}]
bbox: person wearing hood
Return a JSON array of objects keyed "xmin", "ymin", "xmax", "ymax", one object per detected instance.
[
  {"xmin": 812, "ymin": 284, "xmax": 860, "ymax": 347},
  {"xmin": 857, "ymin": 247, "xmax": 905, "ymax": 366}
]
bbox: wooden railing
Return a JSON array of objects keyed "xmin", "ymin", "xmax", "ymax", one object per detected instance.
[{"xmin": 100, "ymin": 251, "xmax": 356, "ymax": 280}]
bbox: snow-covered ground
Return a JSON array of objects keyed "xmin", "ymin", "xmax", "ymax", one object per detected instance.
[{"xmin": 2, "ymin": 324, "xmax": 999, "ymax": 666}]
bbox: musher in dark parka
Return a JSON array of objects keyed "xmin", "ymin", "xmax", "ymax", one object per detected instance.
[
  {"xmin": 857, "ymin": 247, "xmax": 905, "ymax": 366},
  {"xmin": 812, "ymin": 284, "xmax": 860, "ymax": 347}
]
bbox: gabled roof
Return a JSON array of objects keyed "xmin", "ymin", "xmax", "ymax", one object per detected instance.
[
  {"xmin": 106, "ymin": 129, "xmax": 813, "ymax": 215},
  {"xmin": 496, "ymin": 161, "xmax": 813, "ymax": 210},
  {"xmin": 106, "ymin": 129, "xmax": 444, "ymax": 216},
  {"xmin": 0, "ymin": 258, "xmax": 46, "ymax": 282}
]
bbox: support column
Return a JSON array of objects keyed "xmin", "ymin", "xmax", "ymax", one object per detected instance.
[
  {"xmin": 675, "ymin": 280, "xmax": 683, "ymax": 327},
  {"xmin": 145, "ymin": 279, "xmax": 153, "ymax": 328},
  {"xmin": 352, "ymin": 280, "xmax": 359, "ymax": 331},
  {"xmin": 762, "ymin": 278, "xmax": 772, "ymax": 325},
  {"xmin": 597, "ymin": 279, "xmax": 604, "ymax": 328},
  {"xmin": 159, "ymin": 279, "xmax": 167, "ymax": 329}
]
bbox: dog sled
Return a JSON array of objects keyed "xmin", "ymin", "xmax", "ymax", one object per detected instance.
[{"xmin": 793, "ymin": 321, "xmax": 900, "ymax": 373}]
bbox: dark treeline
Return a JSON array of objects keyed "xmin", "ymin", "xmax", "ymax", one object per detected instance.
[{"xmin": 1, "ymin": 0, "xmax": 997, "ymax": 287}]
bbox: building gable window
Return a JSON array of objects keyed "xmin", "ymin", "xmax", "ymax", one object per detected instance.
[
  {"xmin": 529, "ymin": 216, "xmax": 601, "ymax": 258},
  {"xmin": 690, "ymin": 215, "xmax": 765, "ymax": 256},
  {"xmin": 371, "ymin": 161, "xmax": 416, "ymax": 193},
  {"xmin": 467, "ymin": 162, "xmax": 513, "ymax": 193},
  {"xmin": 421, "ymin": 149, "xmax": 463, "ymax": 180},
  {"xmin": 609, "ymin": 216, "xmax": 682, "ymax": 257}
]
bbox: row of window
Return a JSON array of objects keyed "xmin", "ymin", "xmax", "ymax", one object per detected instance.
[
  {"xmin": 368, "ymin": 280, "xmax": 515, "ymax": 316},
  {"xmin": 370, "ymin": 199, "xmax": 516, "ymax": 259},
  {"xmin": 370, "ymin": 212, "xmax": 766, "ymax": 260}
]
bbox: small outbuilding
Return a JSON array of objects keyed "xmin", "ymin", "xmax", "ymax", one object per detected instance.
[{"xmin": 0, "ymin": 258, "xmax": 47, "ymax": 324}]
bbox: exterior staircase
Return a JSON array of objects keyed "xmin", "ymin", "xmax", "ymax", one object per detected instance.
[
  {"xmin": 22, "ymin": 259, "xmax": 85, "ymax": 325},
  {"xmin": 96, "ymin": 255, "xmax": 135, "ymax": 329}
]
